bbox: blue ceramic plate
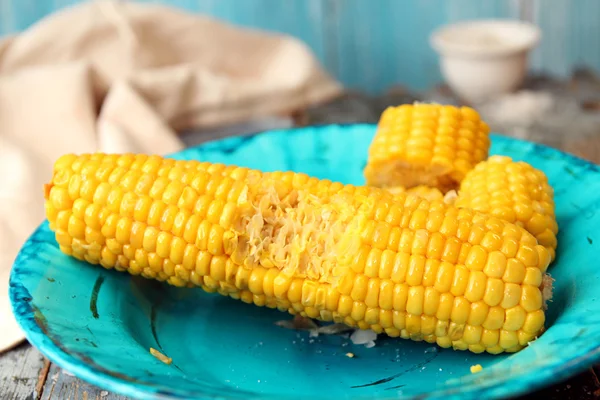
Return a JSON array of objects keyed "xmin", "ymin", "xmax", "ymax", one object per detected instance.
[{"xmin": 10, "ymin": 124, "xmax": 600, "ymax": 400}]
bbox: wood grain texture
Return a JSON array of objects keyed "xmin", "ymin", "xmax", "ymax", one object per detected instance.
[
  {"xmin": 0, "ymin": 343, "xmax": 45, "ymax": 400},
  {"xmin": 39, "ymin": 364, "xmax": 128, "ymax": 400}
]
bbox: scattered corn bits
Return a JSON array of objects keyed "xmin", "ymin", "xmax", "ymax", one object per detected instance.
[
  {"xmin": 45, "ymin": 151, "xmax": 553, "ymax": 355},
  {"xmin": 364, "ymin": 103, "xmax": 490, "ymax": 192},
  {"xmin": 150, "ymin": 348, "xmax": 172, "ymax": 365},
  {"xmin": 345, "ymin": 352, "xmax": 355, "ymax": 358},
  {"xmin": 470, "ymin": 364, "xmax": 483, "ymax": 374}
]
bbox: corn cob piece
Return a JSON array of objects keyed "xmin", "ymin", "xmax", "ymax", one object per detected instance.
[
  {"xmin": 45, "ymin": 153, "xmax": 552, "ymax": 354},
  {"xmin": 364, "ymin": 103, "xmax": 491, "ymax": 192},
  {"xmin": 455, "ymin": 156, "xmax": 558, "ymax": 261}
]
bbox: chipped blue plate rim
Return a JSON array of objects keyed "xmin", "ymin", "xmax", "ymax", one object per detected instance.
[{"xmin": 9, "ymin": 124, "xmax": 600, "ymax": 400}]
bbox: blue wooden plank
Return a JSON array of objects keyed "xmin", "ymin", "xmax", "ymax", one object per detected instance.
[
  {"xmin": 0, "ymin": 0, "xmax": 599, "ymax": 92},
  {"xmin": 531, "ymin": 0, "xmax": 570, "ymax": 77},
  {"xmin": 0, "ymin": 0, "xmax": 16, "ymax": 34},
  {"xmin": 333, "ymin": 0, "xmax": 513, "ymax": 92},
  {"xmin": 570, "ymin": 0, "xmax": 600, "ymax": 75}
]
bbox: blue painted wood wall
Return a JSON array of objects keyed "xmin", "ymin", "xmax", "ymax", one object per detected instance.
[{"xmin": 1, "ymin": 0, "xmax": 599, "ymax": 92}]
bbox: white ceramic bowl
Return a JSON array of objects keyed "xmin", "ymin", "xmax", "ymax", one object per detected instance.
[{"xmin": 430, "ymin": 20, "xmax": 541, "ymax": 103}]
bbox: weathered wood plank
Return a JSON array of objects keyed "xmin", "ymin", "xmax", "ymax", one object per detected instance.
[
  {"xmin": 0, "ymin": 343, "xmax": 45, "ymax": 400},
  {"xmin": 40, "ymin": 364, "xmax": 129, "ymax": 400}
]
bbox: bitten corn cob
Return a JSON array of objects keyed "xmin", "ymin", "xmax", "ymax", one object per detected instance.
[
  {"xmin": 364, "ymin": 104, "xmax": 491, "ymax": 192},
  {"xmin": 45, "ymin": 153, "xmax": 552, "ymax": 354},
  {"xmin": 455, "ymin": 156, "xmax": 558, "ymax": 261}
]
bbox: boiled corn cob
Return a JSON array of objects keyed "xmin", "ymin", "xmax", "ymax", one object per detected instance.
[
  {"xmin": 455, "ymin": 156, "xmax": 558, "ymax": 261},
  {"xmin": 364, "ymin": 103, "xmax": 491, "ymax": 192},
  {"xmin": 45, "ymin": 153, "xmax": 552, "ymax": 354}
]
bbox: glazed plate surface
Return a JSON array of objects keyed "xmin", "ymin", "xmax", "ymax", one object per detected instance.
[{"xmin": 10, "ymin": 124, "xmax": 600, "ymax": 399}]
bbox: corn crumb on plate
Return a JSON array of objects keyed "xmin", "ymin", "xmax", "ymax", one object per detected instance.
[{"xmin": 10, "ymin": 124, "xmax": 600, "ymax": 400}]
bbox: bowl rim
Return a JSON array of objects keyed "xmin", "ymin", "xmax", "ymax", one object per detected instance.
[{"xmin": 430, "ymin": 19, "xmax": 541, "ymax": 59}]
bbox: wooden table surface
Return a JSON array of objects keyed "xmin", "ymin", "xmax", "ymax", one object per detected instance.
[{"xmin": 3, "ymin": 75, "xmax": 600, "ymax": 399}]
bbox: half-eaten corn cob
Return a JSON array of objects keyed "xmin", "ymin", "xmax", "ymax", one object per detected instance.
[
  {"xmin": 44, "ymin": 153, "xmax": 552, "ymax": 354},
  {"xmin": 455, "ymin": 156, "xmax": 558, "ymax": 261},
  {"xmin": 364, "ymin": 104, "xmax": 490, "ymax": 192}
]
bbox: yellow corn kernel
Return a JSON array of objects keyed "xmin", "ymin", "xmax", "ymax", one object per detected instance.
[
  {"xmin": 450, "ymin": 265, "xmax": 469, "ymax": 296},
  {"xmin": 465, "ymin": 245, "xmax": 490, "ymax": 273},
  {"xmin": 503, "ymin": 258, "xmax": 526, "ymax": 283},
  {"xmin": 130, "ymin": 221, "xmax": 145, "ymax": 249},
  {"xmin": 391, "ymin": 252, "xmax": 410, "ymax": 283},
  {"xmin": 385, "ymin": 185, "xmax": 445, "ymax": 202},
  {"xmin": 433, "ymin": 292, "xmax": 453, "ymax": 321},
  {"xmin": 434, "ymin": 261, "xmax": 454, "ymax": 292},
  {"xmin": 406, "ymin": 255, "xmax": 426, "ymax": 286},
  {"xmin": 451, "ymin": 296, "xmax": 470, "ymax": 324},
  {"xmin": 465, "ymin": 271, "xmax": 486, "ymax": 302},
  {"xmin": 248, "ymin": 267, "xmax": 267, "ymax": 296},
  {"xmin": 365, "ymin": 248, "xmax": 383, "ymax": 277},
  {"xmin": 481, "ymin": 329, "xmax": 499, "ymax": 347},
  {"xmin": 195, "ymin": 251, "xmax": 212, "ymax": 276},
  {"xmin": 501, "ymin": 283, "xmax": 522, "ymax": 308},
  {"xmin": 437, "ymin": 336, "xmax": 452, "ymax": 348},
  {"xmin": 287, "ymin": 279, "xmax": 303, "ymax": 305},
  {"xmin": 378, "ymin": 250, "xmax": 395, "ymax": 279},
  {"xmin": 499, "ymin": 329, "xmax": 519, "ymax": 349},
  {"xmin": 67, "ymin": 216, "xmax": 86, "ymax": 239},
  {"xmin": 518, "ymin": 330, "xmax": 537, "ymax": 346},
  {"xmin": 351, "ymin": 275, "xmax": 369, "ymax": 302},
  {"xmin": 448, "ymin": 322, "xmax": 465, "ymax": 340},
  {"xmin": 365, "ymin": 278, "xmax": 380, "ymax": 308},
  {"xmin": 470, "ymin": 364, "xmax": 483, "ymax": 374},
  {"xmin": 520, "ymin": 285, "xmax": 543, "ymax": 312},
  {"xmin": 423, "ymin": 287, "xmax": 440, "ymax": 316},
  {"xmin": 483, "ymin": 251, "xmax": 506, "ymax": 277},
  {"xmin": 392, "ymin": 283, "xmax": 409, "ymax": 311},
  {"xmin": 463, "ymin": 325, "xmax": 483, "ymax": 344},
  {"xmin": 301, "ymin": 280, "xmax": 318, "ymax": 307},
  {"xmin": 405, "ymin": 314, "xmax": 421, "ymax": 334},
  {"xmin": 351, "ymin": 302, "xmax": 367, "ymax": 322},
  {"xmin": 169, "ymin": 237, "xmax": 186, "ymax": 265},
  {"xmin": 406, "ymin": 286, "xmax": 424, "ymax": 315},
  {"xmin": 484, "ymin": 278, "xmax": 504, "ymax": 307},
  {"xmin": 483, "ymin": 306, "xmax": 505, "ymax": 330},
  {"xmin": 486, "ymin": 345, "xmax": 504, "ymax": 355},
  {"xmin": 468, "ymin": 301, "xmax": 489, "ymax": 326},
  {"xmin": 504, "ymin": 306, "xmax": 526, "ymax": 331}
]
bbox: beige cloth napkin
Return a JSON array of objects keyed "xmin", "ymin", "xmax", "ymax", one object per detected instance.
[{"xmin": 0, "ymin": 0, "xmax": 342, "ymax": 353}]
